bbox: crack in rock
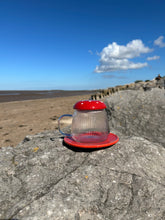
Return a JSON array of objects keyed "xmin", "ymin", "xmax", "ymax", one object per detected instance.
[
  {"xmin": 108, "ymin": 169, "xmax": 165, "ymax": 188},
  {"xmin": 8, "ymin": 154, "xmax": 89, "ymax": 219}
]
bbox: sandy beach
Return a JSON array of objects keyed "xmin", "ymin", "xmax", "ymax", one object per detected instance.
[{"xmin": 0, "ymin": 93, "xmax": 92, "ymax": 147}]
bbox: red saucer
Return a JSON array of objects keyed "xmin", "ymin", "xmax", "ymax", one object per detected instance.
[{"xmin": 64, "ymin": 133, "xmax": 119, "ymax": 149}]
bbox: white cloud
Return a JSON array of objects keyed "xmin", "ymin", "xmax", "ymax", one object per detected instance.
[
  {"xmin": 147, "ymin": 55, "xmax": 160, "ymax": 61},
  {"xmin": 88, "ymin": 50, "xmax": 93, "ymax": 55},
  {"xmin": 95, "ymin": 39, "xmax": 152, "ymax": 73},
  {"xmin": 154, "ymin": 36, "xmax": 165, "ymax": 48},
  {"xmin": 95, "ymin": 59, "xmax": 148, "ymax": 72}
]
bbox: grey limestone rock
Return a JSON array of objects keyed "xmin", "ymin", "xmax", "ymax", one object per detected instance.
[
  {"xmin": 0, "ymin": 129, "xmax": 165, "ymax": 220},
  {"xmin": 1, "ymin": 88, "xmax": 165, "ymax": 219},
  {"xmin": 105, "ymin": 88, "xmax": 165, "ymax": 147}
]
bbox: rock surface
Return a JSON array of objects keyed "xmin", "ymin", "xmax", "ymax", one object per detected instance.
[
  {"xmin": 105, "ymin": 88, "xmax": 165, "ymax": 147},
  {"xmin": 0, "ymin": 88, "xmax": 165, "ymax": 220}
]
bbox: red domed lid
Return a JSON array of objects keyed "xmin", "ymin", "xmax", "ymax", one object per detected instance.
[{"xmin": 74, "ymin": 100, "xmax": 107, "ymax": 111}]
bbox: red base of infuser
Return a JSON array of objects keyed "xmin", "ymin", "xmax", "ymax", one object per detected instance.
[{"xmin": 64, "ymin": 133, "xmax": 119, "ymax": 149}]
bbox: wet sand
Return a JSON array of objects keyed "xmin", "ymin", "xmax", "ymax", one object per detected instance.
[
  {"xmin": 0, "ymin": 90, "xmax": 93, "ymax": 103},
  {"xmin": 0, "ymin": 92, "xmax": 93, "ymax": 147}
]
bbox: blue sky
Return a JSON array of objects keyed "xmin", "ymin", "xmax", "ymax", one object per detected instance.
[{"xmin": 0, "ymin": 0, "xmax": 165, "ymax": 90}]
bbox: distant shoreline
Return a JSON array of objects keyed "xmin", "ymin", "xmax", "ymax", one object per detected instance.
[{"xmin": 0, "ymin": 90, "xmax": 94, "ymax": 103}]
